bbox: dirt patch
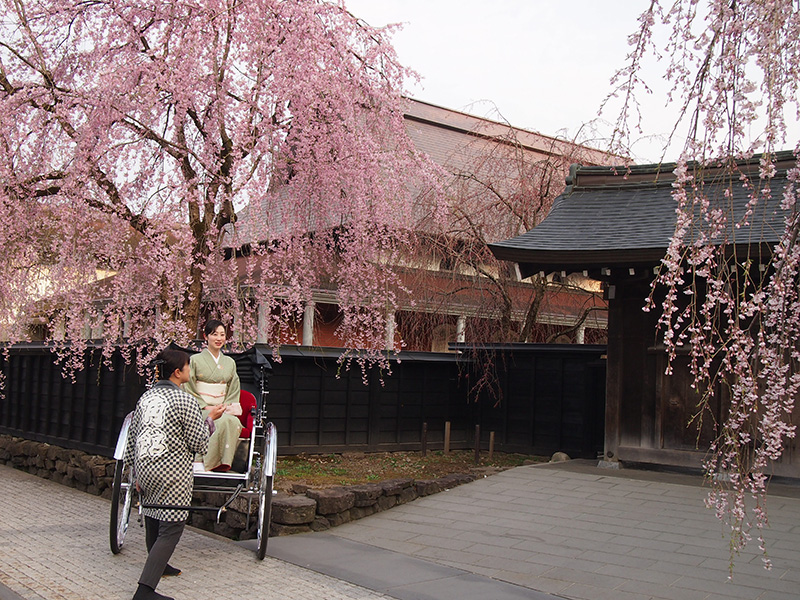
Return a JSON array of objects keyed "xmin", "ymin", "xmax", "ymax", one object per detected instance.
[{"xmin": 274, "ymin": 450, "xmax": 546, "ymax": 492}]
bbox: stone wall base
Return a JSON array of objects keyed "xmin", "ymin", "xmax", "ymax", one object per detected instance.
[{"xmin": 0, "ymin": 435, "xmax": 479, "ymax": 540}]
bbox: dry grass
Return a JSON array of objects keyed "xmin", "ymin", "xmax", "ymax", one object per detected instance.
[{"xmin": 274, "ymin": 450, "xmax": 546, "ymax": 491}]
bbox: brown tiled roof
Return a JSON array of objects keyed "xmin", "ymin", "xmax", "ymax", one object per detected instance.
[
  {"xmin": 403, "ymin": 98, "xmax": 612, "ymax": 168},
  {"xmin": 226, "ymin": 98, "xmax": 616, "ymax": 247}
]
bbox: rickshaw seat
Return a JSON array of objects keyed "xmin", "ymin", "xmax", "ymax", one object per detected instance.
[{"xmin": 238, "ymin": 390, "xmax": 256, "ymax": 439}]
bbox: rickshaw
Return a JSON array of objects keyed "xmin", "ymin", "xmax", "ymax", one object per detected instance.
[{"xmin": 109, "ymin": 345, "xmax": 277, "ymax": 560}]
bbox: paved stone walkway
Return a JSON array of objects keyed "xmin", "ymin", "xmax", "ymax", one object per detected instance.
[
  {"xmin": 3, "ymin": 459, "xmax": 800, "ymax": 600},
  {"xmin": 267, "ymin": 461, "xmax": 800, "ymax": 600},
  {"xmin": 0, "ymin": 464, "xmax": 388, "ymax": 600}
]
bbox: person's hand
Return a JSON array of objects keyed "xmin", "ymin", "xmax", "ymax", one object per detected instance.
[{"xmin": 208, "ymin": 404, "xmax": 225, "ymax": 420}]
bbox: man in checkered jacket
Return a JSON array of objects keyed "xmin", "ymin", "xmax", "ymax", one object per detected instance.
[{"xmin": 124, "ymin": 348, "xmax": 221, "ymax": 600}]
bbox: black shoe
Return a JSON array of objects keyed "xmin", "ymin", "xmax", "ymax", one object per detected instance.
[
  {"xmin": 132, "ymin": 583, "xmax": 175, "ymax": 600},
  {"xmin": 162, "ymin": 564, "xmax": 181, "ymax": 577}
]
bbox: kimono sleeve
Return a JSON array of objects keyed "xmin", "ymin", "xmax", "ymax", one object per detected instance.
[
  {"xmin": 225, "ymin": 360, "xmax": 241, "ymax": 405},
  {"xmin": 183, "ymin": 355, "xmax": 207, "ymax": 408}
]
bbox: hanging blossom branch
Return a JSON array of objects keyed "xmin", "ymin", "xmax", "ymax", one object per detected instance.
[
  {"xmin": 646, "ymin": 155, "xmax": 799, "ymax": 570},
  {"xmin": 616, "ymin": 0, "xmax": 800, "ymax": 571}
]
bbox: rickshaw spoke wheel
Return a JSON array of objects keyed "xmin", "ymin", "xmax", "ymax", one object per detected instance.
[
  {"xmin": 109, "ymin": 460, "xmax": 134, "ymax": 554},
  {"xmin": 256, "ymin": 424, "xmax": 276, "ymax": 560}
]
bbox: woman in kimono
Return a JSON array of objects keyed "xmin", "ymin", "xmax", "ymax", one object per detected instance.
[
  {"xmin": 184, "ymin": 319, "xmax": 242, "ymax": 472},
  {"xmin": 124, "ymin": 348, "xmax": 216, "ymax": 600}
]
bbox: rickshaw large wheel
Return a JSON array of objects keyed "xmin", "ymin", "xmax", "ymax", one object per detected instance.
[
  {"xmin": 256, "ymin": 424, "xmax": 276, "ymax": 560},
  {"xmin": 256, "ymin": 472, "xmax": 273, "ymax": 560},
  {"xmin": 110, "ymin": 460, "xmax": 134, "ymax": 554}
]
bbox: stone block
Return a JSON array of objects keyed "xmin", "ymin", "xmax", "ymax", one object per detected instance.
[
  {"xmin": 306, "ymin": 487, "xmax": 355, "ymax": 514},
  {"xmin": 350, "ymin": 504, "xmax": 377, "ymax": 520},
  {"xmin": 69, "ymin": 449, "xmax": 88, "ymax": 466},
  {"xmin": 58, "ymin": 448, "xmax": 73, "ymax": 461},
  {"xmin": 326, "ymin": 509, "xmax": 351, "ymax": 527},
  {"xmin": 291, "ymin": 482, "xmax": 310, "ymax": 494},
  {"xmin": 376, "ymin": 495, "xmax": 397, "ymax": 511},
  {"xmin": 68, "ymin": 465, "xmax": 92, "ymax": 485},
  {"xmin": 225, "ymin": 509, "xmax": 250, "ymax": 530},
  {"xmin": 350, "ymin": 483, "xmax": 383, "ymax": 507},
  {"xmin": 381, "ymin": 478, "xmax": 414, "ymax": 496},
  {"xmin": 396, "ymin": 486, "xmax": 418, "ymax": 505},
  {"xmin": 88, "ymin": 457, "xmax": 109, "ymax": 480},
  {"xmin": 272, "ymin": 495, "xmax": 317, "ymax": 525},
  {"xmin": 310, "ymin": 515, "xmax": 331, "ymax": 531},
  {"xmin": 415, "ymin": 480, "xmax": 443, "ymax": 496},
  {"xmin": 229, "ymin": 496, "xmax": 258, "ymax": 515}
]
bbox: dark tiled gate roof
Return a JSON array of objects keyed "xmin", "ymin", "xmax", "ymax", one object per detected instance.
[{"xmin": 489, "ymin": 154, "xmax": 794, "ymax": 276}]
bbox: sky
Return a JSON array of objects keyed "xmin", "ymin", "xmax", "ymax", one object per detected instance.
[{"xmin": 343, "ymin": 0, "xmax": 682, "ymax": 164}]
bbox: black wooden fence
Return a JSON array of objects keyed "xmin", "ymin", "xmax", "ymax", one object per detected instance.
[
  {"xmin": 0, "ymin": 344, "xmax": 143, "ymax": 456},
  {"xmin": 462, "ymin": 344, "xmax": 607, "ymax": 458},
  {"xmin": 1, "ymin": 343, "xmax": 606, "ymax": 459}
]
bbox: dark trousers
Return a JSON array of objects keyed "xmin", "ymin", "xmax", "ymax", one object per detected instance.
[{"xmin": 139, "ymin": 517, "xmax": 186, "ymax": 589}]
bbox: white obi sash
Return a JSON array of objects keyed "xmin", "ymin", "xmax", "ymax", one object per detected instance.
[
  {"xmin": 195, "ymin": 381, "xmax": 242, "ymax": 416},
  {"xmin": 195, "ymin": 381, "xmax": 227, "ymax": 405}
]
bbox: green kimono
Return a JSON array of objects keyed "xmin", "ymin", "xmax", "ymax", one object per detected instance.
[{"xmin": 184, "ymin": 349, "xmax": 242, "ymax": 470}]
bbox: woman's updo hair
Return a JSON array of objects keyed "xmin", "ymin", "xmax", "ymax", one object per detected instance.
[
  {"xmin": 157, "ymin": 348, "xmax": 190, "ymax": 379},
  {"xmin": 203, "ymin": 319, "xmax": 226, "ymax": 337}
]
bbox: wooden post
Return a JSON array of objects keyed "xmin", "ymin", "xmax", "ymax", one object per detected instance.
[
  {"xmin": 474, "ymin": 424, "xmax": 480, "ymax": 464},
  {"xmin": 488, "ymin": 431, "xmax": 495, "ymax": 460},
  {"xmin": 444, "ymin": 421, "xmax": 451, "ymax": 453},
  {"xmin": 421, "ymin": 422, "xmax": 428, "ymax": 457}
]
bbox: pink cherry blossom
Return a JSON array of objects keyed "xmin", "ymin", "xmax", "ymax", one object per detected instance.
[{"xmin": 0, "ymin": 0, "xmax": 443, "ymax": 374}]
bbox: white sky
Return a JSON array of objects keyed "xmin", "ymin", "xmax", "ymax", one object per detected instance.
[{"xmin": 343, "ymin": 0, "xmax": 685, "ymax": 164}]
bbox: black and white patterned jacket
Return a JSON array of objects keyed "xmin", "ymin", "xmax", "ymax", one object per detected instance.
[{"xmin": 124, "ymin": 380, "xmax": 209, "ymax": 521}]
